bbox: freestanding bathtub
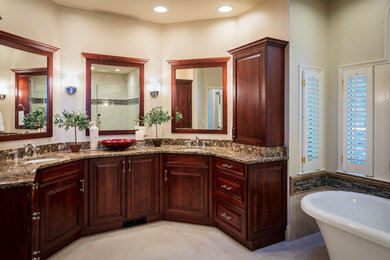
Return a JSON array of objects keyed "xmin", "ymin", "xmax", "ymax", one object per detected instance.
[{"xmin": 301, "ymin": 190, "xmax": 390, "ymax": 260}]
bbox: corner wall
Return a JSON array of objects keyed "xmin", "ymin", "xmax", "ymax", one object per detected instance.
[
  {"xmin": 288, "ymin": 0, "xmax": 328, "ymax": 241},
  {"xmin": 0, "ymin": 0, "xmax": 289, "ymax": 149}
]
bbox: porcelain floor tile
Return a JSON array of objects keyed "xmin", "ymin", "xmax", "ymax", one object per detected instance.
[{"xmin": 49, "ymin": 221, "xmax": 329, "ymax": 260}]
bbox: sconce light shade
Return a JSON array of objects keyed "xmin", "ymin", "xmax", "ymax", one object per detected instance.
[
  {"xmin": 150, "ymin": 90, "xmax": 159, "ymax": 97},
  {"xmin": 0, "ymin": 87, "xmax": 8, "ymax": 99},
  {"xmin": 148, "ymin": 82, "xmax": 161, "ymax": 98}
]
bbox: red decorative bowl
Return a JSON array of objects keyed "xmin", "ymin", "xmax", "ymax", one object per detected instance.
[{"xmin": 101, "ymin": 139, "xmax": 136, "ymax": 150}]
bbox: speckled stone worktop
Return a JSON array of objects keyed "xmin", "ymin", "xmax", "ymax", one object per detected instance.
[{"xmin": 0, "ymin": 145, "xmax": 287, "ymax": 189}]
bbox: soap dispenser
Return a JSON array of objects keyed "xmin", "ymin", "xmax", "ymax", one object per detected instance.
[{"xmin": 89, "ymin": 121, "xmax": 99, "ymax": 150}]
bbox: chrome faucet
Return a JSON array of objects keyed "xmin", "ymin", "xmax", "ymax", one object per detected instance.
[
  {"xmin": 8, "ymin": 151, "xmax": 19, "ymax": 164},
  {"xmin": 195, "ymin": 136, "xmax": 200, "ymax": 147},
  {"xmin": 24, "ymin": 143, "xmax": 37, "ymax": 159}
]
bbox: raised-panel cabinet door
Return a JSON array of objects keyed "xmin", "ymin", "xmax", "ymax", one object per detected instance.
[
  {"xmin": 89, "ymin": 157, "xmax": 126, "ymax": 227},
  {"xmin": 247, "ymin": 160, "xmax": 287, "ymax": 241},
  {"xmin": 229, "ymin": 38, "xmax": 287, "ymax": 147},
  {"xmin": 164, "ymin": 166, "xmax": 208, "ymax": 218},
  {"xmin": 126, "ymin": 155, "xmax": 159, "ymax": 219},
  {"xmin": 40, "ymin": 177, "xmax": 82, "ymax": 258},
  {"xmin": 235, "ymin": 49, "xmax": 265, "ymax": 144}
]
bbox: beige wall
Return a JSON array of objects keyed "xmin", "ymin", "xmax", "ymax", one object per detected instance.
[
  {"xmin": 328, "ymin": 0, "xmax": 390, "ymax": 172},
  {"xmin": 0, "ymin": 0, "xmax": 60, "ymax": 148},
  {"xmin": 289, "ymin": 0, "xmax": 328, "ymax": 178},
  {"xmin": 289, "ymin": 0, "xmax": 390, "ymax": 241},
  {"xmin": 288, "ymin": 0, "xmax": 328, "ymax": 241},
  {"xmin": 0, "ymin": 0, "xmax": 289, "ymax": 148},
  {"xmin": 161, "ymin": 0, "xmax": 289, "ymax": 139}
]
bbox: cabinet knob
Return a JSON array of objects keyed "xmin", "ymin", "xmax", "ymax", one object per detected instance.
[
  {"xmin": 32, "ymin": 212, "xmax": 40, "ymax": 221},
  {"xmin": 80, "ymin": 179, "xmax": 85, "ymax": 193},
  {"xmin": 221, "ymin": 212, "xmax": 232, "ymax": 220},
  {"xmin": 222, "ymin": 164, "xmax": 233, "ymax": 169},
  {"xmin": 221, "ymin": 184, "xmax": 232, "ymax": 191}
]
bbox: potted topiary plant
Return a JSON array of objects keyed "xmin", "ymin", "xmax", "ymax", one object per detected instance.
[
  {"xmin": 54, "ymin": 110, "xmax": 90, "ymax": 152},
  {"xmin": 138, "ymin": 106, "xmax": 182, "ymax": 147},
  {"xmin": 23, "ymin": 107, "xmax": 47, "ymax": 132}
]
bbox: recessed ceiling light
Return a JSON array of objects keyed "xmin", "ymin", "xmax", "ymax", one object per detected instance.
[
  {"xmin": 154, "ymin": 6, "xmax": 168, "ymax": 13},
  {"xmin": 115, "ymin": 69, "xmax": 120, "ymax": 72},
  {"xmin": 218, "ymin": 6, "xmax": 233, "ymax": 13}
]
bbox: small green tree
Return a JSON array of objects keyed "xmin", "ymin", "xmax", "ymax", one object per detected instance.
[
  {"xmin": 137, "ymin": 106, "xmax": 182, "ymax": 138},
  {"xmin": 23, "ymin": 107, "xmax": 47, "ymax": 129},
  {"xmin": 54, "ymin": 110, "xmax": 90, "ymax": 143}
]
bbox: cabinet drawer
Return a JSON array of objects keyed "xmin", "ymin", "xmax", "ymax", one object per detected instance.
[
  {"xmin": 213, "ymin": 157, "xmax": 245, "ymax": 177},
  {"xmin": 214, "ymin": 198, "xmax": 246, "ymax": 239},
  {"xmin": 164, "ymin": 154, "xmax": 208, "ymax": 168},
  {"xmin": 39, "ymin": 161, "xmax": 83, "ymax": 184},
  {"xmin": 214, "ymin": 172, "xmax": 246, "ymax": 209}
]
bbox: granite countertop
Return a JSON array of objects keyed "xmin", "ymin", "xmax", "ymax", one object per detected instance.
[{"xmin": 0, "ymin": 145, "xmax": 288, "ymax": 189}]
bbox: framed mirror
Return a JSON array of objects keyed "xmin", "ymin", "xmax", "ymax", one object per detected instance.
[
  {"xmin": 168, "ymin": 57, "xmax": 229, "ymax": 134},
  {"xmin": 0, "ymin": 30, "xmax": 58, "ymax": 141},
  {"xmin": 83, "ymin": 52, "xmax": 148, "ymax": 135}
]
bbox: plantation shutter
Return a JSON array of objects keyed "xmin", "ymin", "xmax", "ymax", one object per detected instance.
[
  {"xmin": 342, "ymin": 67, "xmax": 373, "ymax": 176},
  {"xmin": 301, "ymin": 67, "xmax": 324, "ymax": 172}
]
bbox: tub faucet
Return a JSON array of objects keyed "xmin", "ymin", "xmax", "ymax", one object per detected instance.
[{"xmin": 24, "ymin": 143, "xmax": 37, "ymax": 159}]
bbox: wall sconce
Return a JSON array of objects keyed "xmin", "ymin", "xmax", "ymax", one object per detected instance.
[
  {"xmin": 0, "ymin": 87, "xmax": 8, "ymax": 99},
  {"xmin": 148, "ymin": 82, "xmax": 161, "ymax": 98}
]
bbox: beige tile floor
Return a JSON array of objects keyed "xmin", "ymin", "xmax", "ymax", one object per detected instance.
[{"xmin": 49, "ymin": 221, "xmax": 329, "ymax": 260}]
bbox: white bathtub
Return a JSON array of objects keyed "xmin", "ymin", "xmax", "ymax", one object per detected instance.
[{"xmin": 301, "ymin": 190, "xmax": 390, "ymax": 260}]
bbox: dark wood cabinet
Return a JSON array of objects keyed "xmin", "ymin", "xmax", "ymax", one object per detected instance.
[
  {"xmin": 163, "ymin": 154, "xmax": 211, "ymax": 224},
  {"xmin": 0, "ymin": 153, "xmax": 287, "ymax": 258},
  {"xmin": 213, "ymin": 157, "xmax": 287, "ymax": 251},
  {"xmin": 88, "ymin": 157, "xmax": 126, "ymax": 232},
  {"xmin": 247, "ymin": 161, "xmax": 287, "ymax": 244},
  {"xmin": 38, "ymin": 161, "xmax": 84, "ymax": 259},
  {"xmin": 0, "ymin": 187, "xmax": 30, "ymax": 260},
  {"xmin": 229, "ymin": 37, "xmax": 288, "ymax": 147},
  {"xmin": 126, "ymin": 154, "xmax": 159, "ymax": 219}
]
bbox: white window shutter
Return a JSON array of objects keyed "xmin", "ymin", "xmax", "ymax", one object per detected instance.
[
  {"xmin": 342, "ymin": 67, "xmax": 373, "ymax": 176},
  {"xmin": 301, "ymin": 66, "xmax": 324, "ymax": 172}
]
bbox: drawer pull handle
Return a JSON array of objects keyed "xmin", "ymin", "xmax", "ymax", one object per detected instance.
[
  {"xmin": 80, "ymin": 179, "xmax": 85, "ymax": 193},
  {"xmin": 221, "ymin": 212, "xmax": 232, "ymax": 220},
  {"xmin": 122, "ymin": 161, "xmax": 125, "ymax": 174},
  {"xmin": 222, "ymin": 164, "xmax": 233, "ymax": 169},
  {"xmin": 221, "ymin": 184, "xmax": 232, "ymax": 191},
  {"xmin": 164, "ymin": 170, "xmax": 168, "ymax": 182},
  {"xmin": 128, "ymin": 159, "xmax": 132, "ymax": 174}
]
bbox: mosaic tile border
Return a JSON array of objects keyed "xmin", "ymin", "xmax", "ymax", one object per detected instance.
[
  {"xmin": 91, "ymin": 98, "xmax": 139, "ymax": 105},
  {"xmin": 290, "ymin": 171, "xmax": 390, "ymax": 199}
]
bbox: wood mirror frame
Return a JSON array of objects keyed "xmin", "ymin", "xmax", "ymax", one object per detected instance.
[
  {"xmin": 0, "ymin": 30, "xmax": 59, "ymax": 142},
  {"xmin": 168, "ymin": 57, "xmax": 229, "ymax": 134},
  {"xmin": 82, "ymin": 52, "xmax": 148, "ymax": 135}
]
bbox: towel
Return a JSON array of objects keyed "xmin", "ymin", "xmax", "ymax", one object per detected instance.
[
  {"xmin": 18, "ymin": 111, "xmax": 24, "ymax": 126},
  {"xmin": 0, "ymin": 112, "xmax": 4, "ymax": 132}
]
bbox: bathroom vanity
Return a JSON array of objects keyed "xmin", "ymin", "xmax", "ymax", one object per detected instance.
[{"xmin": 0, "ymin": 146, "xmax": 287, "ymax": 259}]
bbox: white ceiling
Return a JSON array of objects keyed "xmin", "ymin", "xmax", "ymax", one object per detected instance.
[{"xmin": 50, "ymin": 0, "xmax": 263, "ymax": 24}]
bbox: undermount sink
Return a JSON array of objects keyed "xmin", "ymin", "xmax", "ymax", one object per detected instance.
[
  {"xmin": 23, "ymin": 158, "xmax": 59, "ymax": 164},
  {"xmin": 181, "ymin": 148, "xmax": 204, "ymax": 152}
]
